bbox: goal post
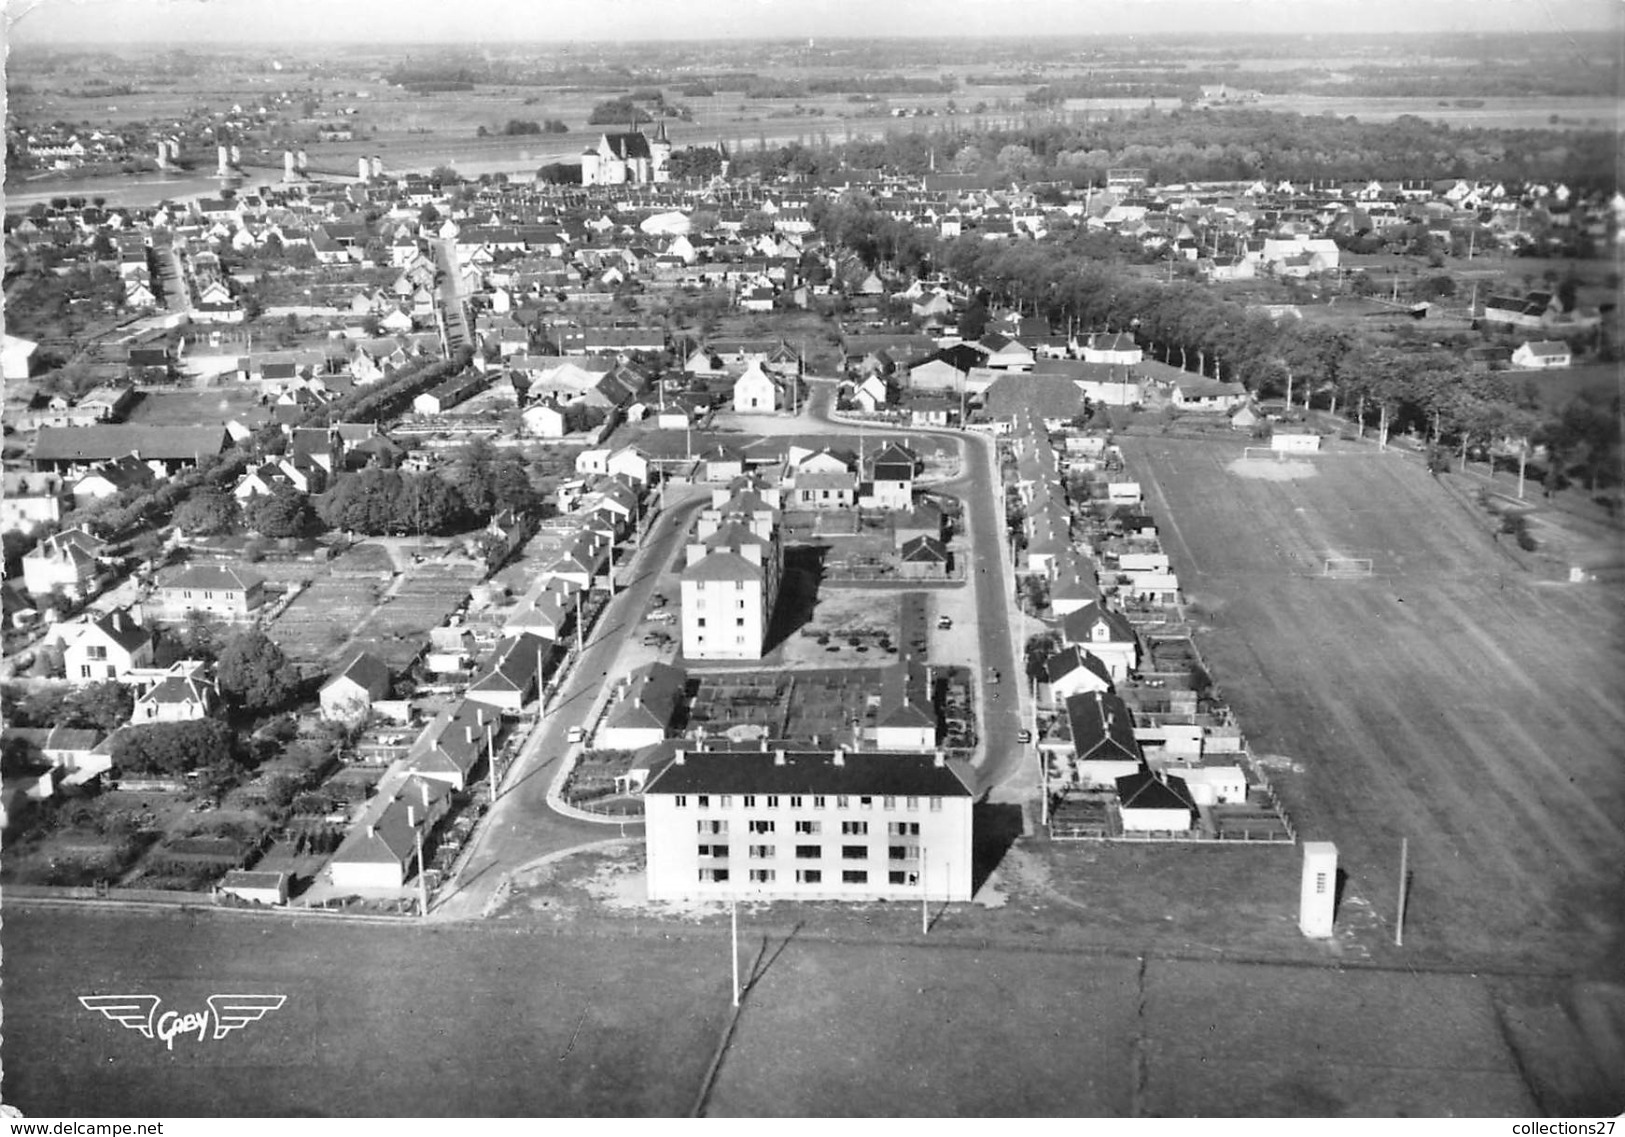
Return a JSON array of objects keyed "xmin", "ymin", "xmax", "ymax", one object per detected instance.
[
  {"xmin": 1241, "ymin": 446, "xmax": 1282, "ymax": 462},
  {"xmin": 1322, "ymin": 557, "xmax": 1374, "ymax": 578}
]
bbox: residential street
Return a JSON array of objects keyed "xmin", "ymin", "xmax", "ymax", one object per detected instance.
[{"xmin": 430, "ymin": 486, "xmax": 708, "ymax": 919}]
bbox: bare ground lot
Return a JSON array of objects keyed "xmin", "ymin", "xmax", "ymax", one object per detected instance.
[{"xmin": 1117, "ymin": 435, "xmax": 1625, "ymax": 975}]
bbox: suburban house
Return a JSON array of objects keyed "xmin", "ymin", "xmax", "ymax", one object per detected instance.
[
  {"xmin": 872, "ymin": 664, "xmax": 937, "ymax": 750},
  {"xmin": 0, "ymin": 725, "xmax": 110, "ymax": 787},
  {"xmin": 1059, "ymin": 602, "xmax": 1139, "ymax": 681},
  {"xmin": 596, "ymin": 662, "xmax": 688, "ymax": 751},
  {"xmin": 1080, "ymin": 332, "xmax": 1144, "ymax": 366},
  {"xmin": 641, "ymin": 744, "xmax": 976, "ymax": 902},
  {"xmin": 1064, "ymin": 690, "xmax": 1143, "ymax": 788},
  {"xmin": 1510, "ymin": 340, "xmax": 1573, "ymax": 369},
  {"xmin": 154, "ymin": 564, "xmax": 266, "ymax": 622},
  {"xmin": 732, "ymin": 361, "xmax": 779, "ymax": 413},
  {"xmin": 866, "ymin": 443, "xmax": 917, "ymax": 511},
  {"xmin": 131, "ymin": 667, "xmax": 218, "ymax": 724},
  {"xmin": 404, "ymin": 699, "xmax": 502, "ymax": 790},
  {"xmin": 465, "ymin": 633, "xmax": 549, "ymax": 712},
  {"xmin": 1044, "ymin": 646, "xmax": 1115, "ymax": 704},
  {"xmin": 1115, "ymin": 766, "xmax": 1199, "ymax": 833},
  {"xmin": 897, "ymin": 535, "xmax": 950, "ymax": 580},
  {"xmin": 56, "ymin": 608, "xmax": 155, "ymax": 683},
  {"xmin": 319, "ymin": 649, "xmax": 392, "ymax": 725},
  {"xmin": 21, "ymin": 528, "xmax": 105, "ymax": 600},
  {"xmin": 329, "ymin": 774, "xmax": 453, "ymax": 890}
]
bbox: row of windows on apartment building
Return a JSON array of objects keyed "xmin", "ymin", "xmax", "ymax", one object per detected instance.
[
  {"xmin": 696, "ymin": 820, "xmax": 923, "ymax": 836},
  {"xmin": 695, "ymin": 843, "xmax": 923, "ymax": 861},
  {"xmin": 697, "ymin": 868, "xmax": 919, "ymax": 885},
  {"xmin": 674, "ymin": 794, "xmax": 943, "ymax": 812},
  {"xmin": 692, "ymin": 597, "xmax": 752, "ymax": 609},
  {"xmin": 692, "ymin": 618, "xmax": 750, "ymax": 627}
]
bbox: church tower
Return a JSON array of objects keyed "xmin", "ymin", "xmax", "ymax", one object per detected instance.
[{"xmin": 651, "ymin": 119, "xmax": 672, "ymax": 184}]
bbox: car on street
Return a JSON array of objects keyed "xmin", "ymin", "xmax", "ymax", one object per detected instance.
[
  {"xmin": 988, "ymin": 668, "xmax": 1000, "ymax": 685},
  {"xmin": 937, "ymin": 615, "xmax": 953, "ymax": 630},
  {"xmin": 566, "ymin": 726, "xmax": 586, "ymax": 744},
  {"xmin": 1017, "ymin": 729, "xmax": 1033, "ymax": 744}
]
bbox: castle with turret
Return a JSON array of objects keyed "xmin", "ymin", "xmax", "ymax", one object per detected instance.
[{"xmin": 580, "ymin": 119, "xmax": 671, "ymax": 186}]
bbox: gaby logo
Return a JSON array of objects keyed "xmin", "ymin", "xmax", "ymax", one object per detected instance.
[{"xmin": 80, "ymin": 995, "xmax": 286, "ymax": 1050}]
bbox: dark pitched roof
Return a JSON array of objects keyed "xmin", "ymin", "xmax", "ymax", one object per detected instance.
[
  {"xmin": 643, "ymin": 746, "xmax": 974, "ymax": 797},
  {"xmin": 34, "ymin": 425, "xmax": 229, "ymax": 463},
  {"xmin": 1064, "ymin": 690, "xmax": 1140, "ymax": 764},
  {"xmin": 1116, "ymin": 767, "xmax": 1198, "ymax": 814}
]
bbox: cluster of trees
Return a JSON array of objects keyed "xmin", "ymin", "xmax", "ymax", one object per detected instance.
[
  {"xmin": 814, "ymin": 200, "xmax": 1618, "ymax": 492},
  {"xmin": 588, "ymin": 97, "xmax": 653, "ymax": 127},
  {"xmin": 110, "ymin": 718, "xmax": 238, "ymax": 775},
  {"xmin": 478, "ymin": 119, "xmax": 568, "ymax": 137},
  {"xmin": 718, "ymin": 107, "xmax": 1615, "ymax": 193},
  {"xmin": 172, "ymin": 486, "xmax": 317, "ymax": 539},
  {"xmin": 316, "ymin": 442, "xmax": 535, "ymax": 536},
  {"xmin": 3, "ymin": 680, "xmax": 132, "ymax": 733}
]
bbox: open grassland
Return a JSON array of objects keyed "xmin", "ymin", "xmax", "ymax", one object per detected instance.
[
  {"xmin": 1118, "ymin": 435, "xmax": 1625, "ymax": 974},
  {"xmin": 3, "ymin": 908, "xmax": 727, "ymax": 1118},
  {"xmin": 7, "ymin": 903, "xmax": 1588, "ymax": 1118}
]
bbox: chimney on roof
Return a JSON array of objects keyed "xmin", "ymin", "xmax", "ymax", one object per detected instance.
[
  {"xmin": 774, "ymin": 749, "xmax": 785, "ymax": 766},
  {"xmin": 935, "ymin": 750, "xmax": 946, "ymax": 767},
  {"xmin": 407, "ymin": 805, "xmax": 417, "ymax": 829},
  {"xmin": 366, "ymin": 823, "xmax": 375, "ymax": 839},
  {"xmin": 421, "ymin": 782, "xmax": 431, "ymax": 807},
  {"xmin": 832, "ymin": 747, "xmax": 845, "ymax": 766},
  {"xmin": 673, "ymin": 748, "xmax": 685, "ymax": 765},
  {"xmin": 465, "ymin": 726, "xmax": 475, "ymax": 744}
]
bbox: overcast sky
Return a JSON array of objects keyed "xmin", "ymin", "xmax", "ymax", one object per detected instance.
[{"xmin": 5, "ymin": 0, "xmax": 1618, "ymax": 44}]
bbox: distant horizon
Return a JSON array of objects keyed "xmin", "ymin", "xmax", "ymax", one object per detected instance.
[{"xmin": 6, "ymin": 0, "xmax": 1619, "ymax": 46}]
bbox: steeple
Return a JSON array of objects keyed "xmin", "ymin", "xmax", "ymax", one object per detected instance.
[{"xmin": 655, "ymin": 119, "xmax": 668, "ymax": 144}]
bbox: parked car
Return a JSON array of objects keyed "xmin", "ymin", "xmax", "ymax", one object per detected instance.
[
  {"xmin": 1017, "ymin": 729, "xmax": 1033, "ymax": 745},
  {"xmin": 937, "ymin": 615, "xmax": 953, "ymax": 630},
  {"xmin": 988, "ymin": 668, "xmax": 1000, "ymax": 685},
  {"xmin": 566, "ymin": 726, "xmax": 586, "ymax": 744}
]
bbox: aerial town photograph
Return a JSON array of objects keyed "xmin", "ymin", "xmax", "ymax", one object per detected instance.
[{"xmin": 0, "ymin": 0, "xmax": 1620, "ymax": 1123}]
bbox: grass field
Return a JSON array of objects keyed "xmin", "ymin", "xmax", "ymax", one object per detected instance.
[
  {"xmin": 1117, "ymin": 435, "xmax": 1625, "ymax": 974},
  {"xmin": 4, "ymin": 903, "xmax": 1578, "ymax": 1117}
]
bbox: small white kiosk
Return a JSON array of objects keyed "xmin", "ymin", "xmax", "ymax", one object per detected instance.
[{"xmin": 1299, "ymin": 841, "xmax": 1338, "ymax": 938}]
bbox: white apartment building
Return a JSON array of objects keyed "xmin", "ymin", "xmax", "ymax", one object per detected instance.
[
  {"xmin": 642, "ymin": 745, "xmax": 976, "ymax": 902},
  {"xmin": 679, "ymin": 522, "xmax": 782, "ymax": 661}
]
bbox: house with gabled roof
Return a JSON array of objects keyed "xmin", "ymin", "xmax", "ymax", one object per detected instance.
[
  {"xmin": 22, "ymin": 528, "xmax": 105, "ymax": 600},
  {"xmin": 1116, "ymin": 766, "xmax": 1198, "ymax": 833},
  {"xmin": 1064, "ymin": 690, "xmax": 1142, "ymax": 787},
  {"xmin": 131, "ymin": 667, "xmax": 218, "ymax": 724},
  {"xmin": 465, "ymin": 633, "xmax": 549, "ymax": 712},
  {"xmin": 597, "ymin": 661, "xmax": 688, "ymax": 751},
  {"xmin": 1058, "ymin": 601, "xmax": 1138, "ymax": 681},
  {"xmin": 1044, "ymin": 645, "xmax": 1115, "ymax": 704},
  {"xmin": 1510, "ymin": 340, "xmax": 1572, "ymax": 370},
  {"xmin": 873, "ymin": 663, "xmax": 937, "ymax": 749},
  {"xmin": 329, "ymin": 773, "xmax": 453, "ymax": 890},
  {"xmin": 404, "ymin": 700, "xmax": 501, "ymax": 790},
  {"xmin": 320, "ymin": 649, "xmax": 392, "ymax": 725},
  {"xmin": 56, "ymin": 607, "xmax": 155, "ymax": 683}
]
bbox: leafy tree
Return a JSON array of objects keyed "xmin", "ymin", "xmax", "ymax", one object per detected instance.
[
  {"xmin": 957, "ymin": 297, "xmax": 989, "ymax": 341},
  {"xmin": 172, "ymin": 489, "xmax": 240, "ymax": 536},
  {"xmin": 243, "ymin": 487, "xmax": 316, "ymax": 538},
  {"xmin": 447, "ymin": 439, "xmax": 535, "ymax": 520},
  {"xmin": 64, "ymin": 681, "xmax": 133, "ymax": 733},
  {"xmin": 110, "ymin": 719, "xmax": 237, "ymax": 775},
  {"xmin": 216, "ymin": 629, "xmax": 300, "ymax": 714}
]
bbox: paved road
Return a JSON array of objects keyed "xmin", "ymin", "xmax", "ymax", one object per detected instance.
[
  {"xmin": 432, "ymin": 487, "xmax": 708, "ymax": 919},
  {"xmin": 803, "ymin": 381, "xmax": 1029, "ymax": 800}
]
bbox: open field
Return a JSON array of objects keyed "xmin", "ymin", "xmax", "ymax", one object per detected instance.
[
  {"xmin": 3, "ymin": 907, "xmax": 728, "ymax": 1117},
  {"xmin": 1117, "ymin": 435, "xmax": 1625, "ymax": 974},
  {"xmin": 8, "ymin": 899, "xmax": 1605, "ymax": 1117}
]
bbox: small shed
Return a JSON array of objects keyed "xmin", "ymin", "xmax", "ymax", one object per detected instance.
[{"xmin": 216, "ymin": 869, "xmax": 290, "ymax": 906}]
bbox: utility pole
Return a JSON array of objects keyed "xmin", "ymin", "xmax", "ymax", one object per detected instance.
[
  {"xmin": 921, "ymin": 845, "xmax": 929, "ymax": 935},
  {"xmin": 1395, "ymin": 838, "xmax": 1409, "ymax": 947},
  {"xmin": 415, "ymin": 824, "xmax": 429, "ymax": 917},
  {"xmin": 487, "ymin": 721, "xmax": 498, "ymax": 807},
  {"xmin": 730, "ymin": 899, "xmax": 741, "ymax": 1006}
]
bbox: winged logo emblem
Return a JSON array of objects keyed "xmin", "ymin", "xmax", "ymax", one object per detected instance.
[
  {"xmin": 206, "ymin": 994, "xmax": 286, "ymax": 1039},
  {"xmin": 78, "ymin": 995, "xmax": 161, "ymax": 1039},
  {"xmin": 80, "ymin": 994, "xmax": 285, "ymax": 1049}
]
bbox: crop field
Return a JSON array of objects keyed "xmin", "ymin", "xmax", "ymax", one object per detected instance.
[
  {"xmin": 1117, "ymin": 435, "xmax": 1625, "ymax": 973},
  {"xmin": 269, "ymin": 577, "xmax": 382, "ymax": 665}
]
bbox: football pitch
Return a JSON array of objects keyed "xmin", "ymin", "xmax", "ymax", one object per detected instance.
[{"xmin": 1117, "ymin": 436, "xmax": 1625, "ymax": 974}]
